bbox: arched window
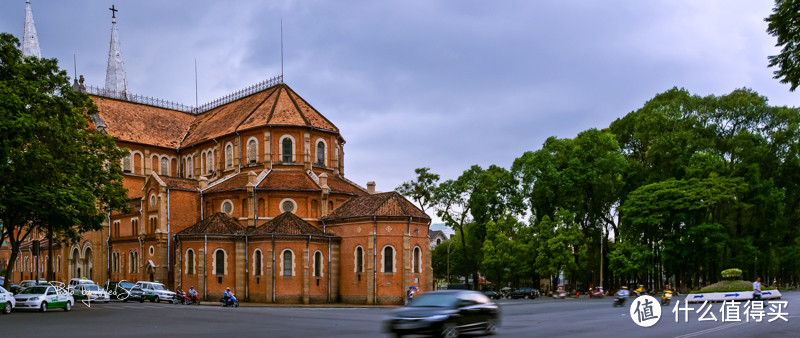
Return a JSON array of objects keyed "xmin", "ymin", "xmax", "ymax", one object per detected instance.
[
  {"xmin": 206, "ymin": 150, "xmax": 213, "ymax": 173},
  {"xmin": 225, "ymin": 143, "xmax": 234, "ymax": 169},
  {"xmin": 314, "ymin": 251, "xmax": 323, "ymax": 277},
  {"xmin": 253, "ymin": 250, "xmax": 262, "ymax": 276},
  {"xmin": 122, "ymin": 153, "xmax": 132, "ymax": 172},
  {"xmin": 316, "ymin": 141, "xmax": 325, "ymax": 166},
  {"xmin": 160, "ymin": 157, "xmax": 169, "ymax": 176},
  {"xmin": 129, "ymin": 251, "xmax": 138, "ymax": 274},
  {"xmin": 214, "ymin": 249, "xmax": 225, "ymax": 275},
  {"xmin": 247, "ymin": 138, "xmax": 258, "ymax": 164},
  {"xmin": 355, "ymin": 246, "xmax": 364, "ymax": 273},
  {"xmin": 282, "ymin": 137, "xmax": 293, "ymax": 163},
  {"xmin": 57, "ymin": 255, "xmax": 61, "ymax": 272},
  {"xmin": 282, "ymin": 250, "xmax": 293, "ymax": 277},
  {"xmin": 186, "ymin": 249, "xmax": 195, "ymax": 275},
  {"xmin": 413, "ymin": 247, "xmax": 422, "ymax": 273},
  {"xmin": 185, "ymin": 156, "xmax": 193, "ymax": 178},
  {"xmin": 383, "ymin": 246, "xmax": 394, "ymax": 273}
]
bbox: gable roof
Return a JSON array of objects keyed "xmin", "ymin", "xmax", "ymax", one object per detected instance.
[
  {"xmin": 258, "ymin": 170, "xmax": 320, "ymax": 191},
  {"xmin": 180, "ymin": 84, "xmax": 339, "ymax": 148},
  {"xmin": 91, "ymin": 95, "xmax": 195, "ymax": 148},
  {"xmin": 160, "ymin": 176, "xmax": 199, "ymax": 190},
  {"xmin": 324, "ymin": 191, "xmax": 429, "ymax": 220},
  {"xmin": 249, "ymin": 212, "xmax": 326, "ymax": 235},
  {"xmin": 176, "ymin": 212, "xmax": 246, "ymax": 235}
]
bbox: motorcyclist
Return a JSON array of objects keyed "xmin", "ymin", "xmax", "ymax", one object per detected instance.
[
  {"xmin": 615, "ymin": 286, "xmax": 629, "ymax": 307},
  {"xmin": 406, "ymin": 287, "xmax": 416, "ymax": 305},
  {"xmin": 223, "ymin": 287, "xmax": 233, "ymax": 306},
  {"xmin": 188, "ymin": 286, "xmax": 199, "ymax": 303}
]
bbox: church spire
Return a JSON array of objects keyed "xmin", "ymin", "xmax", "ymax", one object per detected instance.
[
  {"xmin": 22, "ymin": 0, "xmax": 41, "ymax": 58},
  {"xmin": 105, "ymin": 5, "xmax": 128, "ymax": 97}
]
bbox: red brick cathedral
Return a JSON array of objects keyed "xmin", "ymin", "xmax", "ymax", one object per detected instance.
[{"xmin": 2, "ymin": 2, "xmax": 431, "ymax": 304}]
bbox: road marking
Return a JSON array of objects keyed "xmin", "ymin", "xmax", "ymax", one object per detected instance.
[{"xmin": 673, "ymin": 322, "xmax": 746, "ymax": 338}]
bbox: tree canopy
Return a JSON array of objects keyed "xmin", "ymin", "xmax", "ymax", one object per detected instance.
[
  {"xmin": 400, "ymin": 86, "xmax": 800, "ymax": 293},
  {"xmin": 0, "ymin": 33, "xmax": 129, "ymax": 288}
]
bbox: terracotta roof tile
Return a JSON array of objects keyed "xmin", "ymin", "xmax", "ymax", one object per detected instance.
[
  {"xmin": 327, "ymin": 176, "xmax": 367, "ymax": 195},
  {"xmin": 160, "ymin": 176, "xmax": 199, "ymax": 190},
  {"xmin": 250, "ymin": 212, "xmax": 325, "ymax": 235},
  {"xmin": 258, "ymin": 170, "xmax": 319, "ymax": 191},
  {"xmin": 92, "ymin": 96, "xmax": 194, "ymax": 148},
  {"xmin": 268, "ymin": 87, "xmax": 308, "ymax": 126},
  {"xmin": 181, "ymin": 88, "xmax": 277, "ymax": 147},
  {"xmin": 180, "ymin": 84, "xmax": 339, "ymax": 148},
  {"xmin": 287, "ymin": 89, "xmax": 338, "ymax": 132},
  {"xmin": 204, "ymin": 171, "xmax": 257, "ymax": 192},
  {"xmin": 237, "ymin": 89, "xmax": 280, "ymax": 130},
  {"xmin": 177, "ymin": 212, "xmax": 246, "ymax": 235},
  {"xmin": 324, "ymin": 191, "xmax": 429, "ymax": 220}
]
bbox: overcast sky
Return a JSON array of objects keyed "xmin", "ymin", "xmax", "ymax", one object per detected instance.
[{"xmin": 1, "ymin": 1, "xmax": 796, "ymax": 210}]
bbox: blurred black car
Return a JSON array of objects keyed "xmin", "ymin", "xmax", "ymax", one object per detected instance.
[
  {"xmin": 104, "ymin": 280, "xmax": 145, "ymax": 302},
  {"xmin": 510, "ymin": 288, "xmax": 538, "ymax": 299},
  {"xmin": 482, "ymin": 290, "xmax": 502, "ymax": 300},
  {"xmin": 384, "ymin": 290, "xmax": 500, "ymax": 337}
]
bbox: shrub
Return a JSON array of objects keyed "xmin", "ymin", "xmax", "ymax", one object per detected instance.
[{"xmin": 721, "ymin": 268, "xmax": 742, "ymax": 280}]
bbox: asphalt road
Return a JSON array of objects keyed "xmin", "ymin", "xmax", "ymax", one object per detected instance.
[{"xmin": 1, "ymin": 292, "xmax": 798, "ymax": 337}]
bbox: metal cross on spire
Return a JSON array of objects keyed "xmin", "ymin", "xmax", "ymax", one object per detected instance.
[{"xmin": 109, "ymin": 5, "xmax": 118, "ymax": 19}]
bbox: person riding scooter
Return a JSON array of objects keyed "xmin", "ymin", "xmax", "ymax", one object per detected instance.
[
  {"xmin": 661, "ymin": 289, "xmax": 673, "ymax": 306},
  {"xmin": 614, "ymin": 286, "xmax": 629, "ymax": 307},
  {"xmin": 635, "ymin": 285, "xmax": 646, "ymax": 296}
]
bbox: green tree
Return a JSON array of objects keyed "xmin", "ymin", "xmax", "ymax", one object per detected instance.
[
  {"xmin": 0, "ymin": 33, "xmax": 129, "ymax": 288},
  {"xmin": 396, "ymin": 167, "xmax": 440, "ymax": 214},
  {"xmin": 766, "ymin": 0, "xmax": 800, "ymax": 91}
]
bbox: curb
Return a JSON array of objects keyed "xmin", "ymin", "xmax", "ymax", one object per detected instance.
[{"xmin": 196, "ymin": 302, "xmax": 398, "ymax": 308}]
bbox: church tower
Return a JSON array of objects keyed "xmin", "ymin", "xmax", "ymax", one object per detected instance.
[
  {"xmin": 104, "ymin": 5, "xmax": 128, "ymax": 97},
  {"xmin": 22, "ymin": 0, "xmax": 41, "ymax": 58}
]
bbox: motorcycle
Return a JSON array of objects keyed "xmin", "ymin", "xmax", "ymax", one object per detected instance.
[
  {"xmin": 220, "ymin": 295, "xmax": 239, "ymax": 307},
  {"xmin": 188, "ymin": 293, "xmax": 200, "ymax": 305},
  {"xmin": 613, "ymin": 294, "xmax": 627, "ymax": 307},
  {"xmin": 661, "ymin": 290, "xmax": 673, "ymax": 306},
  {"xmin": 174, "ymin": 291, "xmax": 189, "ymax": 305}
]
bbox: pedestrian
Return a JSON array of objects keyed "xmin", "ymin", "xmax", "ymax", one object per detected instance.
[{"xmin": 753, "ymin": 277, "xmax": 762, "ymax": 301}]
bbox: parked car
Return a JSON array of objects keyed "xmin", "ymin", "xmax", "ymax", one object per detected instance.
[
  {"xmin": 9, "ymin": 283, "xmax": 21, "ymax": 295},
  {"xmin": 49, "ymin": 281, "xmax": 65, "ymax": 289},
  {"xmin": 0, "ymin": 285, "xmax": 15, "ymax": 314},
  {"xmin": 72, "ymin": 284, "xmax": 110, "ymax": 303},
  {"xmin": 510, "ymin": 288, "xmax": 538, "ymax": 299},
  {"xmin": 483, "ymin": 290, "xmax": 502, "ymax": 300},
  {"xmin": 384, "ymin": 290, "xmax": 500, "ymax": 337},
  {"xmin": 67, "ymin": 278, "xmax": 95, "ymax": 291},
  {"xmin": 105, "ymin": 281, "xmax": 145, "ymax": 302},
  {"xmin": 13, "ymin": 285, "xmax": 74, "ymax": 312},
  {"xmin": 135, "ymin": 281, "xmax": 176, "ymax": 303}
]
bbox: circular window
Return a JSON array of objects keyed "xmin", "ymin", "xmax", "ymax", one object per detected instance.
[
  {"xmin": 149, "ymin": 246, "xmax": 155, "ymax": 256},
  {"xmin": 279, "ymin": 198, "xmax": 296, "ymax": 213},
  {"xmin": 150, "ymin": 195, "xmax": 156, "ymax": 206},
  {"xmin": 221, "ymin": 200, "xmax": 234, "ymax": 214}
]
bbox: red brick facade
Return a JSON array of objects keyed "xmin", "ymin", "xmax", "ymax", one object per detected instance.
[{"xmin": 0, "ymin": 83, "xmax": 431, "ymax": 305}]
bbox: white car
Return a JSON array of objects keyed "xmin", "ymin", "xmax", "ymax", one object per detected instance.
[
  {"xmin": 14, "ymin": 285, "xmax": 74, "ymax": 312},
  {"xmin": 135, "ymin": 282, "xmax": 176, "ymax": 303},
  {"xmin": 72, "ymin": 284, "xmax": 110, "ymax": 303},
  {"xmin": 67, "ymin": 278, "xmax": 95, "ymax": 291},
  {"xmin": 0, "ymin": 286, "xmax": 15, "ymax": 314}
]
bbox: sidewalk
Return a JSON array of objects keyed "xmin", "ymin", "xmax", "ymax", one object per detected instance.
[{"xmin": 198, "ymin": 301, "xmax": 398, "ymax": 308}]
